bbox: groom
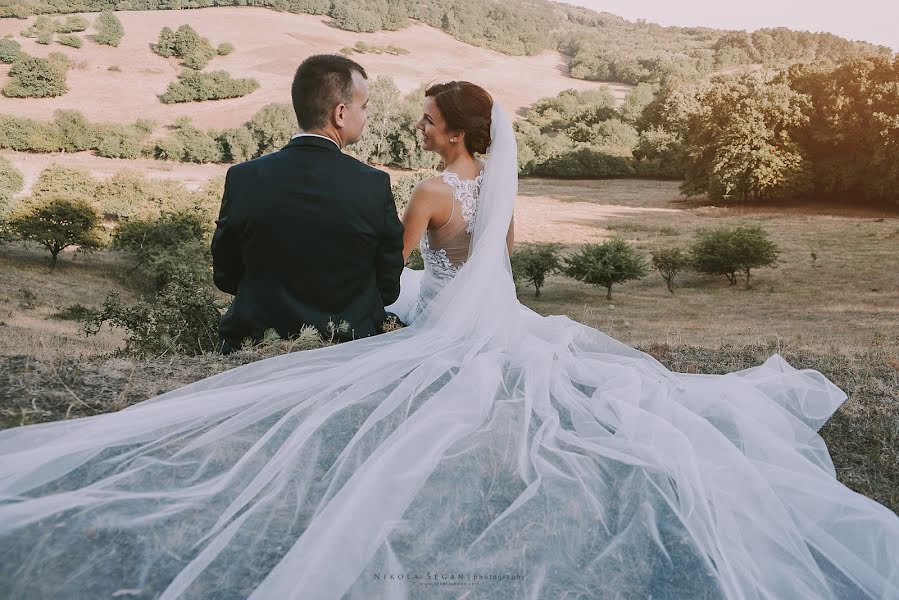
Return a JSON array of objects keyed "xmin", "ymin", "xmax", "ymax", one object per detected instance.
[{"xmin": 211, "ymin": 55, "xmax": 405, "ymax": 353}]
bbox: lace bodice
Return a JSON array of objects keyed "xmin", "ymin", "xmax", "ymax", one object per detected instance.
[
  {"xmin": 419, "ymin": 168, "xmax": 484, "ymax": 281},
  {"xmin": 409, "ymin": 167, "xmax": 484, "ymax": 321}
]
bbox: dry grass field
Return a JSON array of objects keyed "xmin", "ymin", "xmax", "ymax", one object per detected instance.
[
  {"xmin": 2, "ymin": 177, "xmax": 896, "ymax": 516},
  {"xmin": 0, "ymin": 7, "xmax": 627, "ymax": 131}
]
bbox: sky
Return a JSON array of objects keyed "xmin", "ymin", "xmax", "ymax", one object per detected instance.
[{"xmin": 559, "ymin": 1, "xmax": 899, "ymax": 52}]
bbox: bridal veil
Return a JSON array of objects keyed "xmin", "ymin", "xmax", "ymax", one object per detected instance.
[{"xmin": 1, "ymin": 103, "xmax": 897, "ymax": 599}]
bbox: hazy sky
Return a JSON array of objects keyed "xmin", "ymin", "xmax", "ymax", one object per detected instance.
[{"xmin": 560, "ymin": 1, "xmax": 899, "ymax": 51}]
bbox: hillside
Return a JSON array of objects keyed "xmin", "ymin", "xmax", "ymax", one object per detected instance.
[{"xmin": 0, "ymin": 7, "xmax": 626, "ymax": 130}]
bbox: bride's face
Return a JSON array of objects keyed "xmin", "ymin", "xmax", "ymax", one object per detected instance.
[{"xmin": 416, "ymin": 97, "xmax": 460, "ymax": 154}]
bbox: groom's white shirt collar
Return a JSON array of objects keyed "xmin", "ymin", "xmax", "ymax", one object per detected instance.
[{"xmin": 291, "ymin": 132, "xmax": 340, "ymax": 150}]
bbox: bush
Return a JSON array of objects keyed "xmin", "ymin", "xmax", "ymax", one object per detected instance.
[
  {"xmin": 94, "ymin": 11, "xmax": 124, "ymax": 47},
  {"xmin": 159, "ymin": 69, "xmax": 259, "ymax": 104},
  {"xmin": 511, "ymin": 242, "xmax": 563, "ymax": 297},
  {"xmin": 9, "ymin": 197, "xmax": 104, "ymax": 268},
  {"xmin": 650, "ymin": 247, "xmax": 689, "ymax": 293},
  {"xmin": 92, "ymin": 123, "xmax": 144, "ymax": 159},
  {"xmin": 29, "ymin": 164, "xmax": 97, "ymax": 205},
  {"xmin": 59, "ymin": 16, "xmax": 89, "ymax": 33},
  {"xmin": 53, "ymin": 109, "xmax": 94, "ymax": 152},
  {"xmin": 153, "ymin": 24, "xmax": 217, "ymax": 69},
  {"xmin": 244, "ymin": 103, "xmax": 296, "ymax": 156},
  {"xmin": 689, "ymin": 225, "xmax": 780, "ymax": 288},
  {"xmin": 562, "ymin": 238, "xmax": 649, "ymax": 300},
  {"xmin": 82, "ymin": 277, "xmax": 223, "ymax": 356},
  {"xmin": 2, "ymin": 55, "xmax": 68, "ymax": 98},
  {"xmin": 0, "ymin": 39, "xmax": 21, "ymax": 64},
  {"xmin": 0, "ymin": 156, "xmax": 24, "ymax": 216},
  {"xmin": 93, "ymin": 169, "xmax": 198, "ymax": 220},
  {"xmin": 216, "ymin": 42, "xmax": 234, "ymax": 56},
  {"xmin": 113, "ymin": 210, "xmax": 211, "ymax": 292},
  {"xmin": 57, "ymin": 34, "xmax": 83, "ymax": 48},
  {"xmin": 150, "ymin": 118, "xmax": 223, "ymax": 163}
]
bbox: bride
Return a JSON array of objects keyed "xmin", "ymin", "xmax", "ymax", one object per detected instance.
[{"xmin": 1, "ymin": 81, "xmax": 897, "ymax": 600}]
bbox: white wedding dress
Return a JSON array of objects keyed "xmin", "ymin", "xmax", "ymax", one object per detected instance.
[{"xmin": 1, "ymin": 104, "xmax": 898, "ymax": 600}]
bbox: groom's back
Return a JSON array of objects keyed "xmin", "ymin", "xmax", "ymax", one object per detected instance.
[{"xmin": 211, "ymin": 135, "xmax": 404, "ymax": 347}]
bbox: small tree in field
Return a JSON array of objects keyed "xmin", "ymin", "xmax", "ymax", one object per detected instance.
[
  {"xmin": 689, "ymin": 224, "xmax": 779, "ymax": 288},
  {"xmin": 650, "ymin": 247, "xmax": 689, "ymax": 293},
  {"xmin": 94, "ymin": 11, "xmax": 124, "ymax": 47},
  {"xmin": 9, "ymin": 198, "xmax": 103, "ymax": 267},
  {"xmin": 511, "ymin": 242, "xmax": 563, "ymax": 298},
  {"xmin": 562, "ymin": 238, "xmax": 649, "ymax": 300}
]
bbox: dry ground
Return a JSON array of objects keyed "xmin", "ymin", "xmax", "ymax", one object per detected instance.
[
  {"xmin": 0, "ymin": 178, "xmax": 896, "ymax": 514},
  {"xmin": 0, "ymin": 7, "xmax": 628, "ymax": 131}
]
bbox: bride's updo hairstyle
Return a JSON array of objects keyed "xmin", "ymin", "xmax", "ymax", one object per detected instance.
[{"xmin": 424, "ymin": 81, "xmax": 493, "ymax": 155}]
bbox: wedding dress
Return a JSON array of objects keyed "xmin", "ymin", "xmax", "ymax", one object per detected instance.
[{"xmin": 1, "ymin": 103, "xmax": 898, "ymax": 600}]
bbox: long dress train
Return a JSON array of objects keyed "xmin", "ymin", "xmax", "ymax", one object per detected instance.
[{"xmin": 1, "ymin": 104, "xmax": 897, "ymax": 600}]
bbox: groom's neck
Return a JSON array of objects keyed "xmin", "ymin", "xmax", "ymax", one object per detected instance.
[{"xmin": 299, "ymin": 128, "xmax": 343, "ymax": 149}]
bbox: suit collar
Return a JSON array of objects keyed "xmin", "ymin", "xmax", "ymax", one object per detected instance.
[{"xmin": 285, "ymin": 134, "xmax": 341, "ymax": 152}]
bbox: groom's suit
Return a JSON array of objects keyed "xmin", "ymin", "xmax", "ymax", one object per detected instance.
[{"xmin": 211, "ymin": 134, "xmax": 405, "ymax": 350}]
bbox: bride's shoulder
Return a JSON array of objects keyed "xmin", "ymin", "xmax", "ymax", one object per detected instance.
[{"xmin": 410, "ymin": 175, "xmax": 453, "ymax": 204}]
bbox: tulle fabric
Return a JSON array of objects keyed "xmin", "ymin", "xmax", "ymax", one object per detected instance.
[{"xmin": 1, "ymin": 104, "xmax": 898, "ymax": 600}]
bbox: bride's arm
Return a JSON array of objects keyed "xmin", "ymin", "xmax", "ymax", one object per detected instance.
[
  {"xmin": 400, "ymin": 183, "xmax": 433, "ymax": 264},
  {"xmin": 506, "ymin": 214, "xmax": 515, "ymax": 257}
]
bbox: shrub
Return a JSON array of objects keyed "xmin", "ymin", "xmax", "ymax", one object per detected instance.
[
  {"xmin": 93, "ymin": 169, "xmax": 197, "ymax": 219},
  {"xmin": 30, "ymin": 164, "xmax": 97, "ymax": 205},
  {"xmin": 59, "ymin": 16, "xmax": 89, "ymax": 33},
  {"xmin": 216, "ymin": 42, "xmax": 234, "ymax": 56},
  {"xmin": 244, "ymin": 103, "xmax": 296, "ymax": 156},
  {"xmin": 92, "ymin": 123, "xmax": 144, "ymax": 159},
  {"xmin": 0, "ymin": 156, "xmax": 24, "ymax": 216},
  {"xmin": 82, "ymin": 277, "xmax": 223, "ymax": 356},
  {"xmin": 94, "ymin": 11, "xmax": 124, "ymax": 47},
  {"xmin": 218, "ymin": 126, "xmax": 255, "ymax": 163},
  {"xmin": 650, "ymin": 247, "xmax": 689, "ymax": 293},
  {"xmin": 57, "ymin": 34, "xmax": 83, "ymax": 48},
  {"xmin": 689, "ymin": 225, "xmax": 780, "ymax": 288},
  {"xmin": 3, "ymin": 55, "xmax": 68, "ymax": 98},
  {"xmin": 9, "ymin": 197, "xmax": 104, "ymax": 268},
  {"xmin": 113, "ymin": 210, "xmax": 211, "ymax": 292},
  {"xmin": 53, "ymin": 109, "xmax": 94, "ymax": 152},
  {"xmin": 511, "ymin": 242, "xmax": 563, "ymax": 297},
  {"xmin": 159, "ymin": 69, "xmax": 259, "ymax": 104},
  {"xmin": 153, "ymin": 24, "xmax": 217, "ymax": 69},
  {"xmin": 0, "ymin": 39, "xmax": 21, "ymax": 64},
  {"xmin": 562, "ymin": 238, "xmax": 649, "ymax": 300}
]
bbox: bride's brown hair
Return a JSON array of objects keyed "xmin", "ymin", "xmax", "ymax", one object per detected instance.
[{"xmin": 424, "ymin": 81, "xmax": 493, "ymax": 155}]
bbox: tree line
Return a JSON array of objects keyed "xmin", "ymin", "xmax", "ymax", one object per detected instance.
[{"xmin": 1, "ymin": 0, "xmax": 888, "ymax": 86}]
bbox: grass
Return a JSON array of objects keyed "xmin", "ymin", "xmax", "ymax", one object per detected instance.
[{"xmin": 0, "ymin": 178, "xmax": 896, "ymax": 515}]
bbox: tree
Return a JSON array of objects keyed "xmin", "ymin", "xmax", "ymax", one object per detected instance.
[
  {"xmin": 689, "ymin": 225, "xmax": 779, "ymax": 288},
  {"xmin": 94, "ymin": 11, "xmax": 124, "ymax": 47},
  {"xmin": 511, "ymin": 242, "xmax": 563, "ymax": 297},
  {"xmin": 350, "ymin": 75, "xmax": 402, "ymax": 165},
  {"xmin": 244, "ymin": 103, "xmax": 296, "ymax": 157},
  {"xmin": 2, "ymin": 55, "xmax": 68, "ymax": 98},
  {"xmin": 681, "ymin": 71, "xmax": 811, "ymax": 202},
  {"xmin": 9, "ymin": 198, "xmax": 104, "ymax": 267},
  {"xmin": 152, "ymin": 26, "xmax": 177, "ymax": 57},
  {"xmin": 562, "ymin": 238, "xmax": 648, "ymax": 300},
  {"xmin": 650, "ymin": 247, "xmax": 688, "ymax": 293},
  {"xmin": 114, "ymin": 210, "xmax": 211, "ymax": 292}
]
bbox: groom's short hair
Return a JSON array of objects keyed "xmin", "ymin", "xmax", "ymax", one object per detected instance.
[{"xmin": 292, "ymin": 55, "xmax": 368, "ymax": 131}]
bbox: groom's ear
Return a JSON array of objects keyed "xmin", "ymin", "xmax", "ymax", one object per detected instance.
[{"xmin": 333, "ymin": 102, "xmax": 348, "ymax": 129}]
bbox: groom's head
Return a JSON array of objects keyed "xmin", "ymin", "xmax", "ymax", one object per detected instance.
[{"xmin": 292, "ymin": 55, "xmax": 369, "ymax": 148}]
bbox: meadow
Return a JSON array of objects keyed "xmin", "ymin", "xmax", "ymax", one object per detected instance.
[{"xmin": 1, "ymin": 178, "xmax": 896, "ymax": 513}]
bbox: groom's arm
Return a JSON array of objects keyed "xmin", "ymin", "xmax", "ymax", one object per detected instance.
[
  {"xmin": 375, "ymin": 175, "xmax": 404, "ymax": 306},
  {"xmin": 211, "ymin": 168, "xmax": 244, "ymax": 295}
]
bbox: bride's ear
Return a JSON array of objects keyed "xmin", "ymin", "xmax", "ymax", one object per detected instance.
[{"xmin": 449, "ymin": 130, "xmax": 465, "ymax": 144}]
